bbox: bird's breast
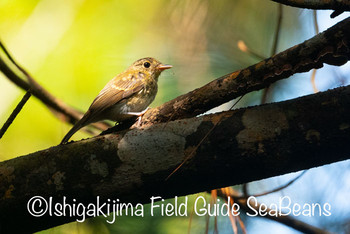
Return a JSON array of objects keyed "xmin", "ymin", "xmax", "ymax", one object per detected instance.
[{"xmin": 126, "ymin": 80, "xmax": 158, "ymax": 111}]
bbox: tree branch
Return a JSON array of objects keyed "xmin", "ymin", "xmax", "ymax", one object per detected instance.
[
  {"xmin": 261, "ymin": 3, "xmax": 283, "ymax": 104},
  {"xmin": 0, "ymin": 90, "xmax": 31, "ymax": 139},
  {"xmin": 0, "ymin": 41, "xmax": 110, "ymax": 131},
  {"xmin": 0, "ymin": 85, "xmax": 349, "ymax": 233},
  {"xmin": 270, "ymin": 0, "xmax": 350, "ymax": 11},
  {"xmin": 140, "ymin": 17, "xmax": 350, "ymax": 126}
]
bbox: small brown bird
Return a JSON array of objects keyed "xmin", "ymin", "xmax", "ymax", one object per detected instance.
[{"xmin": 61, "ymin": 57, "xmax": 172, "ymax": 144}]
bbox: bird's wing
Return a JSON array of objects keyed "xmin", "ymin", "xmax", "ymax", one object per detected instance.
[
  {"xmin": 61, "ymin": 73, "xmax": 144, "ymax": 144},
  {"xmin": 88, "ymin": 72, "xmax": 145, "ymax": 115}
]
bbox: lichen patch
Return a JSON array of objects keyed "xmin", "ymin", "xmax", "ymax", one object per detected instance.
[
  {"xmin": 85, "ymin": 155, "xmax": 109, "ymax": 177},
  {"xmin": 117, "ymin": 117, "xmax": 203, "ymax": 174},
  {"xmin": 236, "ymin": 107, "xmax": 289, "ymax": 152}
]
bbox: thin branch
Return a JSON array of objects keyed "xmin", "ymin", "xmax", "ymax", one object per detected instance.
[
  {"xmin": 0, "ymin": 90, "xmax": 31, "ymax": 139},
  {"xmin": 271, "ymin": 4, "xmax": 283, "ymax": 56},
  {"xmin": 165, "ymin": 95, "xmax": 244, "ymax": 180},
  {"xmin": 311, "ymin": 10, "xmax": 320, "ymax": 93},
  {"xmin": 242, "ymin": 183, "xmax": 249, "ymax": 197},
  {"xmin": 261, "ymin": 3, "xmax": 283, "ymax": 104},
  {"xmin": 313, "ymin": 10, "xmax": 319, "ymax": 35},
  {"xmin": 0, "ymin": 40, "xmax": 110, "ymax": 132},
  {"xmin": 166, "ymin": 121, "xmax": 217, "ymax": 180},
  {"xmin": 0, "ymin": 41, "xmax": 36, "ymax": 85},
  {"xmin": 261, "ymin": 86, "xmax": 271, "ymax": 104},
  {"xmin": 311, "ymin": 68, "xmax": 319, "ymax": 93},
  {"xmin": 237, "ymin": 171, "xmax": 307, "ymax": 199}
]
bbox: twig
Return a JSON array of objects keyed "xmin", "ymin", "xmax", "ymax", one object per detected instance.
[
  {"xmin": 236, "ymin": 171, "xmax": 307, "ymax": 199},
  {"xmin": 313, "ymin": 10, "xmax": 319, "ymax": 35},
  {"xmin": 0, "ymin": 90, "xmax": 31, "ymax": 139},
  {"xmin": 271, "ymin": 4, "xmax": 283, "ymax": 56},
  {"xmin": 165, "ymin": 96, "xmax": 244, "ymax": 180},
  {"xmin": 0, "ymin": 41, "xmax": 35, "ymax": 85},
  {"xmin": 0, "ymin": 40, "xmax": 111, "ymax": 133},
  {"xmin": 260, "ymin": 87, "xmax": 270, "ymax": 104},
  {"xmin": 311, "ymin": 10, "xmax": 320, "ymax": 93},
  {"xmin": 165, "ymin": 120, "xmax": 216, "ymax": 180},
  {"xmin": 242, "ymin": 183, "xmax": 249, "ymax": 197},
  {"xmin": 261, "ymin": 3, "xmax": 283, "ymax": 104},
  {"xmin": 311, "ymin": 69, "xmax": 319, "ymax": 93}
]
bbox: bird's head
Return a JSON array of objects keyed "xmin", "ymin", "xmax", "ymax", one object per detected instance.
[{"xmin": 129, "ymin": 57, "xmax": 172, "ymax": 80}]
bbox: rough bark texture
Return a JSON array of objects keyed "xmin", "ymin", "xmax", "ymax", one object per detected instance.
[
  {"xmin": 0, "ymin": 85, "xmax": 349, "ymax": 233},
  {"xmin": 140, "ymin": 17, "xmax": 350, "ymax": 125}
]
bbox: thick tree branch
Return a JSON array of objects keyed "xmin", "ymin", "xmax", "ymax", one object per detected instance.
[
  {"xmin": 0, "ymin": 85, "xmax": 349, "ymax": 233},
  {"xmin": 270, "ymin": 0, "xmax": 350, "ymax": 11},
  {"xmin": 140, "ymin": 17, "xmax": 350, "ymax": 126}
]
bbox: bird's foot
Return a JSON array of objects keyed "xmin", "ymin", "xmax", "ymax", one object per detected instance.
[{"xmin": 127, "ymin": 108, "xmax": 149, "ymax": 128}]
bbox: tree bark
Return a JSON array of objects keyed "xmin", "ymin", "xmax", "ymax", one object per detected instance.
[{"xmin": 0, "ymin": 85, "xmax": 349, "ymax": 233}]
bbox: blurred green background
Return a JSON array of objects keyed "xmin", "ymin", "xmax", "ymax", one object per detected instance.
[{"xmin": 0, "ymin": 0, "xmax": 349, "ymax": 233}]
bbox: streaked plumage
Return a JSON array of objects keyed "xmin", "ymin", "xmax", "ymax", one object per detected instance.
[{"xmin": 61, "ymin": 57, "xmax": 172, "ymax": 144}]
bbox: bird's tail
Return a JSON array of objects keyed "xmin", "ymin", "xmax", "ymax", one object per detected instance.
[{"xmin": 60, "ymin": 113, "xmax": 90, "ymax": 144}]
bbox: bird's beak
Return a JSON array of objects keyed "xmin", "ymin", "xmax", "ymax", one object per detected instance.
[{"xmin": 157, "ymin": 64, "xmax": 173, "ymax": 71}]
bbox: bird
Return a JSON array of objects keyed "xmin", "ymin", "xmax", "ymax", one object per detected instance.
[{"xmin": 61, "ymin": 57, "xmax": 172, "ymax": 144}]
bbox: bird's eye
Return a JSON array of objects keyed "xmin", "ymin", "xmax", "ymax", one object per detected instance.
[{"xmin": 143, "ymin": 62, "xmax": 151, "ymax": 68}]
